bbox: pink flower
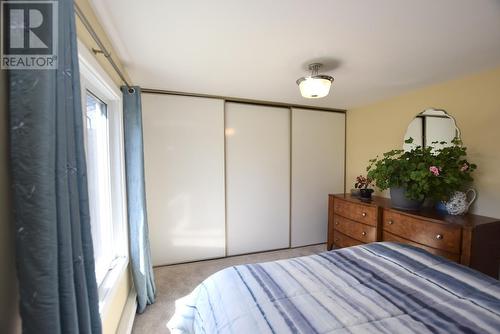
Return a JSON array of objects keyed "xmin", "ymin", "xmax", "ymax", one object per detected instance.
[
  {"xmin": 460, "ymin": 163, "xmax": 469, "ymax": 172},
  {"xmin": 429, "ymin": 166, "xmax": 440, "ymax": 176}
]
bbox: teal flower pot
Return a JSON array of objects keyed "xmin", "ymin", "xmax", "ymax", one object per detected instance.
[{"xmin": 390, "ymin": 187, "xmax": 423, "ymax": 211}]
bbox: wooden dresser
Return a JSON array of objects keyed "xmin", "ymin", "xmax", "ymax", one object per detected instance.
[{"xmin": 328, "ymin": 194, "xmax": 500, "ymax": 278}]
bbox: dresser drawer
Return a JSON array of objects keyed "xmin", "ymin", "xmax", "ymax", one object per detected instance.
[
  {"xmin": 334, "ymin": 214, "xmax": 377, "ymax": 243},
  {"xmin": 334, "ymin": 198, "xmax": 378, "ymax": 226},
  {"xmin": 383, "ymin": 210, "xmax": 461, "ymax": 254},
  {"xmin": 383, "ymin": 231, "xmax": 460, "ymax": 262},
  {"xmin": 333, "ymin": 231, "xmax": 364, "ymax": 249}
]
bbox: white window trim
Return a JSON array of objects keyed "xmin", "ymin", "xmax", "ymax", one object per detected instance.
[{"xmin": 78, "ymin": 39, "xmax": 129, "ymax": 317}]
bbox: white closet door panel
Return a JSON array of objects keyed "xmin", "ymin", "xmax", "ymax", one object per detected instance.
[
  {"xmin": 226, "ymin": 103, "xmax": 290, "ymax": 256},
  {"xmin": 142, "ymin": 94, "xmax": 225, "ymax": 266},
  {"xmin": 291, "ymin": 109, "xmax": 345, "ymax": 247}
]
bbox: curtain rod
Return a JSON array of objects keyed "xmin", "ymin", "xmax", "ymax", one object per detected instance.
[
  {"xmin": 141, "ymin": 88, "xmax": 346, "ymax": 113},
  {"xmin": 74, "ymin": 3, "xmax": 132, "ymax": 91}
]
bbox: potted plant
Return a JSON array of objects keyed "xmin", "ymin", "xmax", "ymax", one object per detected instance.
[
  {"xmin": 427, "ymin": 139, "xmax": 476, "ymax": 201},
  {"xmin": 354, "ymin": 175, "xmax": 374, "ymax": 200},
  {"xmin": 366, "ymin": 138, "xmax": 477, "ymax": 211},
  {"xmin": 366, "ymin": 138, "xmax": 437, "ymax": 210},
  {"xmin": 428, "ymin": 139, "xmax": 477, "ymax": 213}
]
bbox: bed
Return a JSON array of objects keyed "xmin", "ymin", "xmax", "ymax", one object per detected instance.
[{"xmin": 167, "ymin": 242, "xmax": 500, "ymax": 333}]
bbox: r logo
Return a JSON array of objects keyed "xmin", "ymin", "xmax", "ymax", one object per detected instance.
[
  {"xmin": 3, "ymin": 2, "xmax": 54, "ymax": 54},
  {"xmin": 9, "ymin": 8, "xmax": 49, "ymax": 49},
  {"xmin": 1, "ymin": 1, "xmax": 58, "ymax": 69}
]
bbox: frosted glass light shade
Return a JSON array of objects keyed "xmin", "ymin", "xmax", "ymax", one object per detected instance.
[{"xmin": 297, "ymin": 76, "xmax": 333, "ymax": 98}]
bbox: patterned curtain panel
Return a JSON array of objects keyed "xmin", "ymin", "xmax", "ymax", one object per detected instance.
[
  {"xmin": 8, "ymin": 1, "xmax": 101, "ymax": 333},
  {"xmin": 122, "ymin": 86, "xmax": 157, "ymax": 313}
]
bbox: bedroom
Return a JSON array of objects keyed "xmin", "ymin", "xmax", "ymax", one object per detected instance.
[{"xmin": 1, "ymin": 0, "xmax": 500, "ymax": 333}]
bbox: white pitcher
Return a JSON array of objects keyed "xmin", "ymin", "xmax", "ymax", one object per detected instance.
[{"xmin": 445, "ymin": 189, "xmax": 477, "ymax": 215}]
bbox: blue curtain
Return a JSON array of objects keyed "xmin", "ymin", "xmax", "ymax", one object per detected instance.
[
  {"xmin": 8, "ymin": 1, "xmax": 101, "ymax": 333},
  {"xmin": 122, "ymin": 86, "xmax": 156, "ymax": 313}
]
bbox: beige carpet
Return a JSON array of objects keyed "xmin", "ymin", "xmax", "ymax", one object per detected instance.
[{"xmin": 131, "ymin": 244, "xmax": 326, "ymax": 334}]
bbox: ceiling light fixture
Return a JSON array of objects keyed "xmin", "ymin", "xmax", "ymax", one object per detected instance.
[{"xmin": 296, "ymin": 63, "xmax": 334, "ymax": 99}]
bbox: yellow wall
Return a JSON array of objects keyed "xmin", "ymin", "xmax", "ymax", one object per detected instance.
[
  {"xmin": 102, "ymin": 271, "xmax": 132, "ymax": 334},
  {"xmin": 346, "ymin": 66, "xmax": 500, "ymax": 218},
  {"xmin": 75, "ymin": 1, "xmax": 133, "ymax": 333}
]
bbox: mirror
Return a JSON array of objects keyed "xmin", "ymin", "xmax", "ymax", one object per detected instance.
[{"xmin": 403, "ymin": 108, "xmax": 460, "ymax": 152}]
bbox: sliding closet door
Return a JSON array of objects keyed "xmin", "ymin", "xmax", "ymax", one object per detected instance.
[
  {"xmin": 226, "ymin": 103, "xmax": 290, "ymax": 256},
  {"xmin": 142, "ymin": 94, "xmax": 225, "ymax": 266},
  {"xmin": 291, "ymin": 109, "xmax": 345, "ymax": 247}
]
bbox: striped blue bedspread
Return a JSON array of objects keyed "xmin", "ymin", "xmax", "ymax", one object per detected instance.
[{"xmin": 167, "ymin": 242, "xmax": 500, "ymax": 333}]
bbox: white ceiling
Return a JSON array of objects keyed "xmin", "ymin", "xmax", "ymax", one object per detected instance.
[{"xmin": 90, "ymin": 0, "xmax": 500, "ymax": 109}]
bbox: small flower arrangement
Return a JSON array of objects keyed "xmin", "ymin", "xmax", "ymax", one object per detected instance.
[
  {"xmin": 354, "ymin": 175, "xmax": 373, "ymax": 189},
  {"xmin": 354, "ymin": 175, "xmax": 374, "ymax": 199}
]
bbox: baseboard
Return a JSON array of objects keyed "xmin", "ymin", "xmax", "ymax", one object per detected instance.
[
  {"xmin": 116, "ymin": 287, "xmax": 137, "ymax": 334},
  {"xmin": 153, "ymin": 243, "xmax": 327, "ymax": 268}
]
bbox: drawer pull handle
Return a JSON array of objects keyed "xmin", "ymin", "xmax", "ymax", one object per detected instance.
[
  {"xmin": 362, "ymin": 212, "xmax": 367, "ymax": 217},
  {"xmin": 334, "ymin": 238, "xmax": 339, "ymax": 243},
  {"xmin": 335, "ymin": 221, "xmax": 339, "ymax": 225},
  {"xmin": 361, "ymin": 232, "xmax": 367, "ymax": 237},
  {"xmin": 436, "ymin": 234, "xmax": 443, "ymax": 240},
  {"xmin": 388, "ymin": 220, "xmax": 394, "ymax": 225}
]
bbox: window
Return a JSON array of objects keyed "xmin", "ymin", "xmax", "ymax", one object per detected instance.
[
  {"xmin": 84, "ymin": 92, "xmax": 114, "ymax": 285},
  {"xmin": 78, "ymin": 40, "xmax": 128, "ymax": 315}
]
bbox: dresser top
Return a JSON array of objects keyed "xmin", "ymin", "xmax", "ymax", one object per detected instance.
[{"xmin": 331, "ymin": 193, "xmax": 500, "ymax": 228}]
